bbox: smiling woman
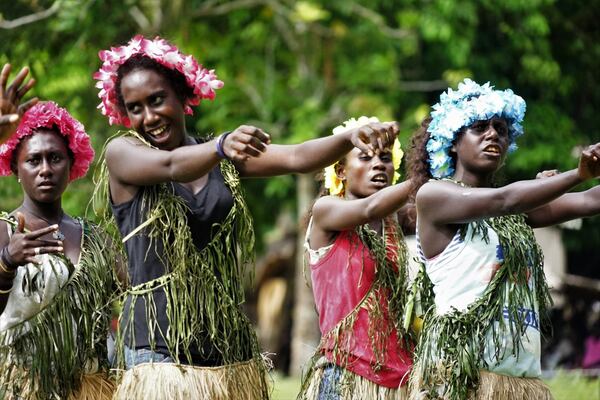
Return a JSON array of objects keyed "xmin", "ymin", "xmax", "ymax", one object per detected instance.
[
  {"xmin": 0, "ymin": 101, "xmax": 119, "ymax": 399},
  {"xmin": 92, "ymin": 35, "xmax": 399, "ymax": 400}
]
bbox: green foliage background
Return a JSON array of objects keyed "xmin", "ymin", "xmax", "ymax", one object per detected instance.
[{"xmin": 1, "ymin": 0, "xmax": 598, "ymax": 274}]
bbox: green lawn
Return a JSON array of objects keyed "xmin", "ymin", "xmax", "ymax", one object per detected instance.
[{"xmin": 270, "ymin": 371, "xmax": 600, "ymax": 400}]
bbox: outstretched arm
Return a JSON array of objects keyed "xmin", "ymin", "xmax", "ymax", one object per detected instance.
[
  {"xmin": 418, "ymin": 143, "xmax": 600, "ymax": 227},
  {"xmin": 309, "ymin": 181, "xmax": 411, "ymax": 248},
  {"xmin": 526, "ymin": 184, "xmax": 600, "ymax": 228},
  {"xmin": 106, "ymin": 125, "xmax": 271, "ymax": 187},
  {"xmin": 236, "ymin": 121, "xmax": 398, "ymax": 177}
]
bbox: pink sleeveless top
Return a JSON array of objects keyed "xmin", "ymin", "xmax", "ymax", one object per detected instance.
[{"xmin": 309, "ymin": 229, "xmax": 411, "ymax": 388}]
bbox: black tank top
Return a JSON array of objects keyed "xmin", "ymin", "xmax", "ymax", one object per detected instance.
[{"xmin": 111, "ymin": 164, "xmax": 234, "ymax": 365}]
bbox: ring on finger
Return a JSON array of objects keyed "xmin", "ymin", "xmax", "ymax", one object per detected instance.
[{"xmin": 34, "ymin": 247, "xmax": 40, "ymax": 256}]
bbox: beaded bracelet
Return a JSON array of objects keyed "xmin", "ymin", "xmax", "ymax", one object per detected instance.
[
  {"xmin": 0, "ymin": 259, "xmax": 15, "ymax": 278},
  {"xmin": 0, "ymin": 247, "xmax": 17, "ymax": 277},
  {"xmin": 216, "ymin": 131, "xmax": 232, "ymax": 159}
]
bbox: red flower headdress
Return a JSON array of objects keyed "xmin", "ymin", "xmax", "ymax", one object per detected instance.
[
  {"xmin": 0, "ymin": 101, "xmax": 94, "ymax": 181},
  {"xmin": 93, "ymin": 35, "xmax": 224, "ymax": 127}
]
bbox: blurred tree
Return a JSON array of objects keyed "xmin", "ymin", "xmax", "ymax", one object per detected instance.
[{"xmin": 1, "ymin": 0, "xmax": 598, "ymax": 375}]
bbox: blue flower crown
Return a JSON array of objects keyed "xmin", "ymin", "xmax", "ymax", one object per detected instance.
[{"xmin": 426, "ymin": 79, "xmax": 526, "ymax": 178}]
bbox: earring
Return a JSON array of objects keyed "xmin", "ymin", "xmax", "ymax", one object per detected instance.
[{"xmin": 17, "ymin": 178, "xmax": 21, "ymax": 183}]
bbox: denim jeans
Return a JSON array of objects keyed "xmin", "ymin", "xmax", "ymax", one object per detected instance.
[
  {"xmin": 318, "ymin": 365, "xmax": 343, "ymax": 400},
  {"xmin": 124, "ymin": 346, "xmax": 174, "ymax": 370}
]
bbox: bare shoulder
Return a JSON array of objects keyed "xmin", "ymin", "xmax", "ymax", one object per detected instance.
[
  {"xmin": 312, "ymin": 195, "xmax": 344, "ymax": 218},
  {"xmin": 106, "ymin": 136, "xmax": 144, "ymax": 157},
  {"xmin": 416, "ymin": 180, "xmax": 450, "ymax": 206}
]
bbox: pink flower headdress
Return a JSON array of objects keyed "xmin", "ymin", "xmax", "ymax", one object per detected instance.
[
  {"xmin": 0, "ymin": 101, "xmax": 94, "ymax": 181},
  {"xmin": 93, "ymin": 35, "xmax": 224, "ymax": 127}
]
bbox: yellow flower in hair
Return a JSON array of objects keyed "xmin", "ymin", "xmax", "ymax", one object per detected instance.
[
  {"xmin": 391, "ymin": 138, "xmax": 404, "ymax": 185},
  {"xmin": 323, "ymin": 116, "xmax": 404, "ymax": 196},
  {"xmin": 324, "ymin": 163, "xmax": 345, "ymax": 196}
]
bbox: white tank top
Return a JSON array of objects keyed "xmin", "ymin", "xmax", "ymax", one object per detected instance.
[{"xmin": 417, "ymin": 221, "xmax": 541, "ymax": 377}]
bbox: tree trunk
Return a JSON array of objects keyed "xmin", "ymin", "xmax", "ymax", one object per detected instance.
[{"xmin": 289, "ymin": 174, "xmax": 320, "ymax": 377}]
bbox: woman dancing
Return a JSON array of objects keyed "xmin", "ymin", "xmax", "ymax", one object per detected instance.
[
  {"xmin": 93, "ymin": 35, "xmax": 396, "ymax": 399},
  {"xmin": 406, "ymin": 79, "xmax": 600, "ymax": 399},
  {"xmin": 299, "ymin": 116, "xmax": 414, "ymax": 400}
]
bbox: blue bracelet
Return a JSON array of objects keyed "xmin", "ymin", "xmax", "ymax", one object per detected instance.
[{"xmin": 216, "ymin": 131, "xmax": 232, "ymax": 159}]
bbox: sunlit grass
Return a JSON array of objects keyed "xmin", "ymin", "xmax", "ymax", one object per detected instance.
[{"xmin": 270, "ymin": 371, "xmax": 600, "ymax": 400}]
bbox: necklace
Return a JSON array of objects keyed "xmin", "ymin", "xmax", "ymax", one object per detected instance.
[
  {"xmin": 20, "ymin": 206, "xmax": 66, "ymax": 241},
  {"xmin": 440, "ymin": 178, "xmax": 472, "ymax": 188}
]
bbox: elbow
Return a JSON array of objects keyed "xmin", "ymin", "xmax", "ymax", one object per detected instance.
[
  {"xmin": 364, "ymin": 200, "xmax": 384, "ymax": 221},
  {"xmin": 499, "ymin": 192, "xmax": 527, "ymax": 215}
]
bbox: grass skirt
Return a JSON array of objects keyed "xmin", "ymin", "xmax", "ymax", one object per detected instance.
[
  {"xmin": 70, "ymin": 373, "xmax": 115, "ymax": 400},
  {"xmin": 408, "ymin": 367, "xmax": 553, "ymax": 400},
  {"xmin": 113, "ymin": 359, "xmax": 269, "ymax": 400},
  {"xmin": 0, "ymin": 371, "xmax": 114, "ymax": 400},
  {"xmin": 301, "ymin": 364, "xmax": 409, "ymax": 400}
]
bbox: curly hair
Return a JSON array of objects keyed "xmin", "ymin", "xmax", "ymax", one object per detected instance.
[
  {"xmin": 406, "ymin": 117, "xmax": 433, "ymax": 204},
  {"xmin": 115, "ymin": 54, "xmax": 195, "ymax": 114}
]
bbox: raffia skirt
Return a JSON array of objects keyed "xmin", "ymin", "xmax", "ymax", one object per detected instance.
[
  {"xmin": 408, "ymin": 368, "xmax": 553, "ymax": 400},
  {"xmin": 112, "ymin": 359, "xmax": 269, "ymax": 400},
  {"xmin": 0, "ymin": 371, "xmax": 114, "ymax": 400},
  {"xmin": 300, "ymin": 364, "xmax": 409, "ymax": 400}
]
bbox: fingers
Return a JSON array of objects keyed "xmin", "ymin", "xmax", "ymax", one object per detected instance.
[
  {"xmin": 0, "ymin": 64, "xmax": 10, "ymax": 95},
  {"xmin": 24, "ymin": 246, "xmax": 64, "ymax": 264},
  {"xmin": 15, "ymin": 78, "xmax": 36, "ymax": 101},
  {"xmin": 24, "ymin": 224, "xmax": 59, "ymax": 240},
  {"xmin": 5, "ymin": 67, "xmax": 30, "ymax": 101},
  {"xmin": 352, "ymin": 121, "xmax": 399, "ymax": 156},
  {"xmin": 225, "ymin": 125, "xmax": 271, "ymax": 161},
  {"xmin": 17, "ymin": 97, "xmax": 38, "ymax": 115},
  {"xmin": 16, "ymin": 212, "xmax": 25, "ymax": 233},
  {"xmin": 29, "ymin": 238, "xmax": 63, "ymax": 248},
  {"xmin": 578, "ymin": 143, "xmax": 600, "ymax": 180}
]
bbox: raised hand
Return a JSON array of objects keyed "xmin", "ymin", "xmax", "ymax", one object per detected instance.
[
  {"xmin": 4, "ymin": 213, "xmax": 63, "ymax": 266},
  {"xmin": 222, "ymin": 125, "xmax": 271, "ymax": 162},
  {"xmin": 348, "ymin": 121, "xmax": 399, "ymax": 156},
  {"xmin": 0, "ymin": 64, "xmax": 39, "ymax": 144},
  {"xmin": 578, "ymin": 143, "xmax": 600, "ymax": 181}
]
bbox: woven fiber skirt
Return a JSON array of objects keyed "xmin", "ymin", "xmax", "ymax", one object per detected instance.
[
  {"xmin": 0, "ymin": 371, "xmax": 114, "ymax": 400},
  {"xmin": 408, "ymin": 368, "xmax": 553, "ymax": 400},
  {"xmin": 300, "ymin": 364, "xmax": 409, "ymax": 400},
  {"xmin": 113, "ymin": 359, "xmax": 269, "ymax": 400}
]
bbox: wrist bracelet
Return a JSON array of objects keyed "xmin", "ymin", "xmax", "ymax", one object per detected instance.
[
  {"xmin": 0, "ymin": 259, "xmax": 15, "ymax": 278},
  {"xmin": 0, "ymin": 247, "xmax": 17, "ymax": 276},
  {"xmin": 216, "ymin": 131, "xmax": 232, "ymax": 160},
  {"xmin": 0, "ymin": 285, "xmax": 13, "ymax": 295}
]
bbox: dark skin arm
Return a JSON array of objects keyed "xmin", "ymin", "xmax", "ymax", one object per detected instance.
[
  {"xmin": 106, "ymin": 125, "xmax": 271, "ymax": 204},
  {"xmin": 526, "ymin": 185, "xmax": 600, "ymax": 228},
  {"xmin": 0, "ymin": 214, "xmax": 62, "ymax": 313},
  {"xmin": 0, "ymin": 64, "xmax": 38, "ymax": 143},
  {"xmin": 417, "ymin": 144, "xmax": 600, "ymax": 258},
  {"xmin": 309, "ymin": 180, "xmax": 412, "ymax": 249},
  {"xmin": 236, "ymin": 121, "xmax": 398, "ymax": 177}
]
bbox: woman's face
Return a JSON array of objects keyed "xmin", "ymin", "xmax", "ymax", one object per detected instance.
[
  {"xmin": 338, "ymin": 147, "xmax": 395, "ymax": 200},
  {"xmin": 119, "ymin": 68, "xmax": 186, "ymax": 150},
  {"xmin": 453, "ymin": 117, "xmax": 510, "ymax": 176},
  {"xmin": 15, "ymin": 129, "xmax": 71, "ymax": 204}
]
